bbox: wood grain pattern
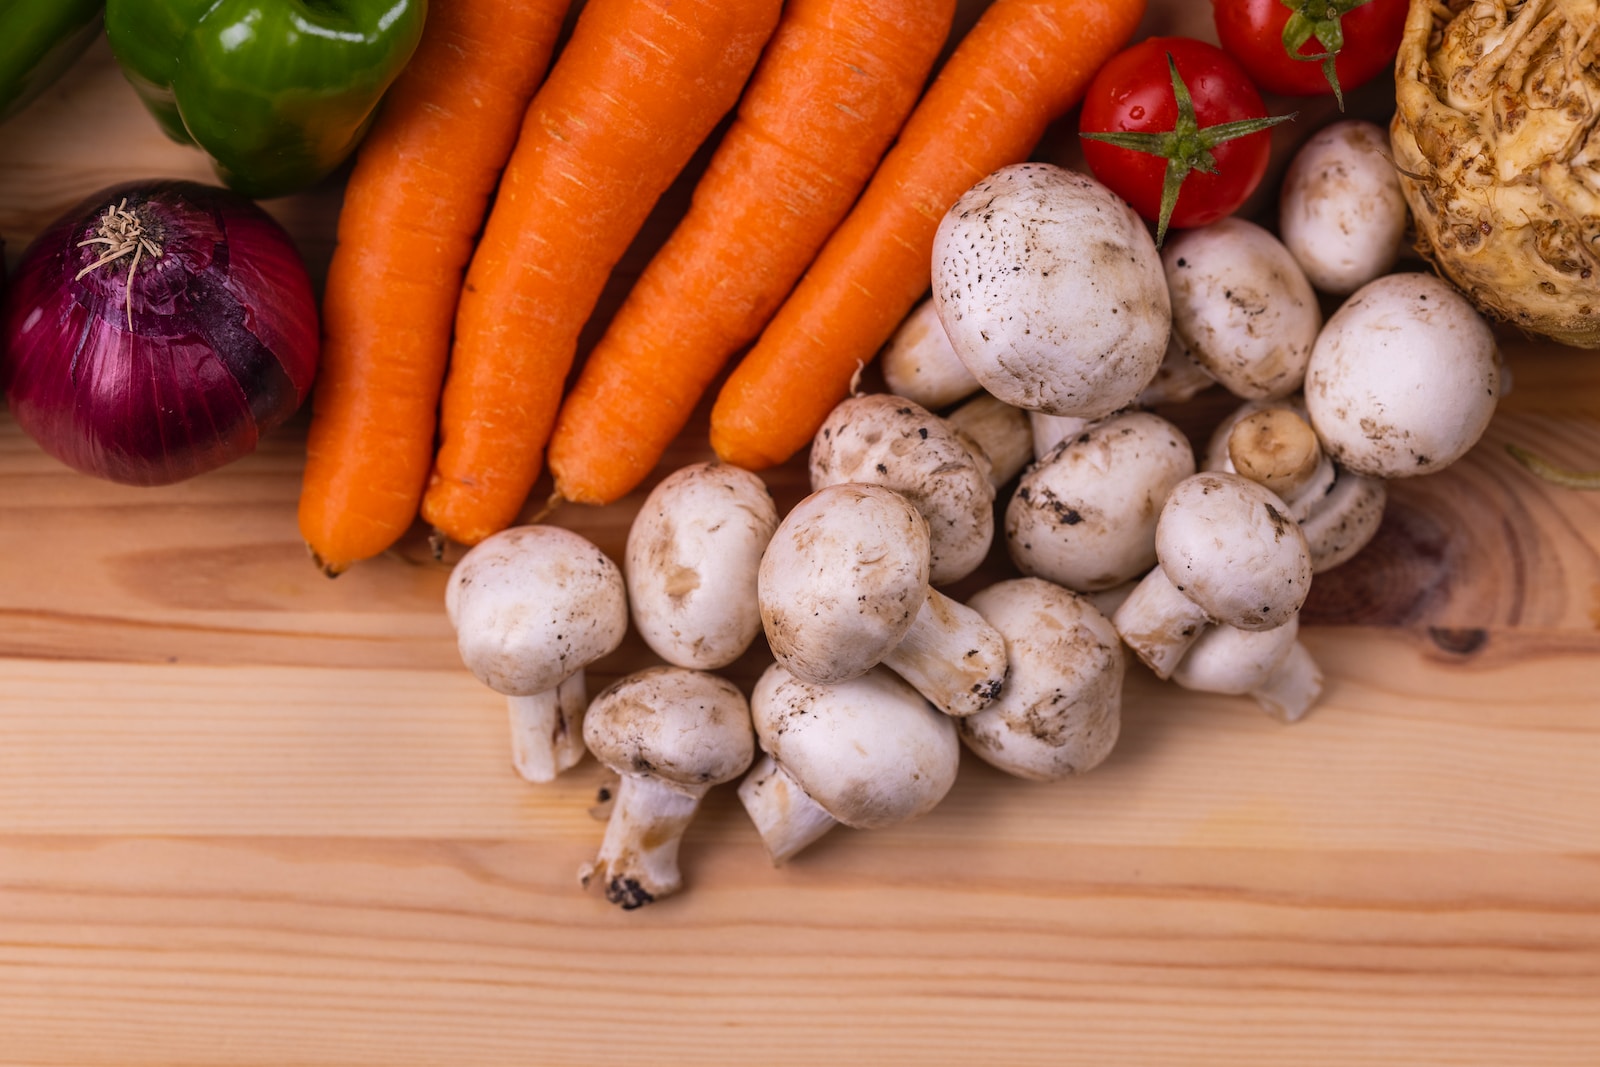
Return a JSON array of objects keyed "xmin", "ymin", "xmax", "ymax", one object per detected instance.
[{"xmin": 2, "ymin": 20, "xmax": 1599, "ymax": 1067}]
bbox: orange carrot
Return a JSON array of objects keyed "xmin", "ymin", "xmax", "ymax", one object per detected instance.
[
  {"xmin": 545, "ymin": 0, "xmax": 957, "ymax": 506},
  {"xmin": 297, "ymin": 0, "xmax": 572, "ymax": 575},
  {"xmin": 709, "ymin": 0, "xmax": 1147, "ymax": 471},
  {"xmin": 422, "ymin": 0, "xmax": 784, "ymax": 546}
]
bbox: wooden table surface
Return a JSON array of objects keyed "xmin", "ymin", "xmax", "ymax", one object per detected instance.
[{"xmin": 3, "ymin": 11, "xmax": 1599, "ymax": 1067}]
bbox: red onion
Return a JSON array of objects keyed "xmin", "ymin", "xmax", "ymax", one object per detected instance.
[{"xmin": 1, "ymin": 180, "xmax": 319, "ymax": 485}]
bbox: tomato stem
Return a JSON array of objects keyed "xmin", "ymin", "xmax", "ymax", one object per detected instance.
[
  {"xmin": 1080, "ymin": 54, "xmax": 1294, "ymax": 246},
  {"xmin": 1278, "ymin": 0, "xmax": 1375, "ymax": 110}
]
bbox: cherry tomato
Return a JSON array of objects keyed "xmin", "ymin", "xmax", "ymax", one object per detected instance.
[
  {"xmin": 1078, "ymin": 37, "xmax": 1285, "ymax": 241},
  {"xmin": 1213, "ymin": 0, "xmax": 1409, "ymax": 101}
]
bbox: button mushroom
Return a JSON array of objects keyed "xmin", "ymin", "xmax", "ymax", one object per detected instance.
[
  {"xmin": 624, "ymin": 461, "xmax": 778, "ymax": 669},
  {"xmin": 1163, "ymin": 217, "xmax": 1322, "ymax": 401},
  {"xmin": 1006, "ymin": 410, "xmax": 1196, "ymax": 593},
  {"xmin": 1204, "ymin": 400, "xmax": 1387, "ymax": 574},
  {"xmin": 758, "ymin": 482, "xmax": 1006, "ymax": 717},
  {"xmin": 932, "ymin": 162, "xmax": 1169, "ymax": 418},
  {"xmin": 809, "ymin": 393, "xmax": 994, "ymax": 585},
  {"xmin": 446, "ymin": 525, "xmax": 628, "ymax": 783},
  {"xmin": 737, "ymin": 663, "xmax": 959, "ymax": 865},
  {"xmin": 1111, "ymin": 472, "xmax": 1314, "ymax": 679},
  {"xmin": 579, "ymin": 666, "xmax": 754, "ymax": 909},
  {"xmin": 943, "ymin": 392, "xmax": 1033, "ymax": 488},
  {"xmin": 1138, "ymin": 333, "xmax": 1218, "ymax": 407},
  {"xmin": 1030, "ymin": 412, "xmax": 1095, "ymax": 462},
  {"xmin": 1169, "ymin": 618, "xmax": 1324, "ymax": 724},
  {"xmin": 1278, "ymin": 119, "xmax": 1408, "ymax": 296},
  {"xmin": 959, "ymin": 578, "xmax": 1124, "ymax": 781},
  {"xmin": 1304, "ymin": 272, "xmax": 1501, "ymax": 478},
  {"xmin": 880, "ymin": 295, "xmax": 980, "ymax": 411}
]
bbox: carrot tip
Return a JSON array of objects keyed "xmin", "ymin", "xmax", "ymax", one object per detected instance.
[
  {"xmin": 848, "ymin": 360, "xmax": 867, "ymax": 397},
  {"xmin": 307, "ymin": 544, "xmax": 347, "ymax": 579},
  {"xmin": 428, "ymin": 529, "xmax": 449, "ymax": 562}
]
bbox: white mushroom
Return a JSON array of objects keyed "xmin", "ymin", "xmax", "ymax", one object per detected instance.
[
  {"xmin": 624, "ymin": 462, "xmax": 778, "ymax": 669},
  {"xmin": 809, "ymin": 393, "xmax": 993, "ymax": 585},
  {"xmin": 1163, "ymin": 217, "xmax": 1322, "ymax": 400},
  {"xmin": 446, "ymin": 526, "xmax": 628, "ymax": 783},
  {"xmin": 880, "ymin": 296, "xmax": 980, "ymax": 410},
  {"xmin": 1112, "ymin": 472, "xmax": 1314, "ymax": 679},
  {"xmin": 1031, "ymin": 336, "xmax": 1211, "ymax": 461},
  {"xmin": 943, "ymin": 392, "xmax": 1033, "ymax": 487},
  {"xmin": 932, "ymin": 163, "xmax": 1169, "ymax": 418},
  {"xmin": 1279, "ymin": 119, "xmax": 1408, "ymax": 296},
  {"xmin": 1030, "ymin": 412, "xmax": 1095, "ymax": 461},
  {"xmin": 959, "ymin": 578, "xmax": 1124, "ymax": 781},
  {"xmin": 1137, "ymin": 333, "xmax": 1218, "ymax": 407},
  {"xmin": 758, "ymin": 482, "xmax": 1006, "ymax": 717},
  {"xmin": 579, "ymin": 666, "xmax": 754, "ymax": 908},
  {"xmin": 1006, "ymin": 411, "xmax": 1195, "ymax": 592},
  {"xmin": 1169, "ymin": 618, "xmax": 1324, "ymax": 724},
  {"xmin": 1213, "ymin": 402, "xmax": 1334, "ymax": 513},
  {"xmin": 1304, "ymin": 273, "xmax": 1501, "ymax": 478},
  {"xmin": 1205, "ymin": 400, "xmax": 1387, "ymax": 573},
  {"xmin": 737, "ymin": 664, "xmax": 959, "ymax": 865}
]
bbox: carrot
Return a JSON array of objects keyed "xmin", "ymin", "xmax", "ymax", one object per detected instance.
[
  {"xmin": 297, "ymin": 0, "xmax": 572, "ymax": 576},
  {"xmin": 544, "ymin": 0, "xmax": 958, "ymax": 506},
  {"xmin": 709, "ymin": 0, "xmax": 1147, "ymax": 471},
  {"xmin": 422, "ymin": 0, "xmax": 784, "ymax": 546}
]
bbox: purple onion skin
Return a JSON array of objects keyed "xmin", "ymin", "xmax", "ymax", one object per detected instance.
[{"xmin": 1, "ymin": 180, "xmax": 319, "ymax": 486}]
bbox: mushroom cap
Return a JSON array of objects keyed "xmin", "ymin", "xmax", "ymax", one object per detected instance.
[
  {"xmin": 1006, "ymin": 411, "xmax": 1195, "ymax": 592},
  {"xmin": 582, "ymin": 666, "xmax": 755, "ymax": 791},
  {"xmin": 932, "ymin": 163, "xmax": 1169, "ymax": 418},
  {"xmin": 1278, "ymin": 119, "xmax": 1407, "ymax": 296},
  {"xmin": 1163, "ymin": 217, "xmax": 1321, "ymax": 400},
  {"xmin": 750, "ymin": 663, "xmax": 959, "ymax": 830},
  {"xmin": 445, "ymin": 525, "xmax": 628, "ymax": 697},
  {"xmin": 959, "ymin": 578, "xmax": 1124, "ymax": 781},
  {"xmin": 625, "ymin": 462, "xmax": 778, "ymax": 670},
  {"xmin": 1304, "ymin": 273, "xmax": 1500, "ymax": 478},
  {"xmin": 759, "ymin": 483, "xmax": 931, "ymax": 685},
  {"xmin": 1156, "ymin": 472, "xmax": 1313, "ymax": 631},
  {"xmin": 1300, "ymin": 471, "xmax": 1387, "ymax": 574},
  {"xmin": 881, "ymin": 296, "xmax": 980, "ymax": 410},
  {"xmin": 809, "ymin": 393, "xmax": 994, "ymax": 586}
]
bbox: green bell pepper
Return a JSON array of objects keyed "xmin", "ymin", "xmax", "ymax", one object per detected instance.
[
  {"xmin": 104, "ymin": 0, "xmax": 426, "ymax": 200},
  {"xmin": 0, "ymin": 0, "xmax": 104, "ymax": 125}
]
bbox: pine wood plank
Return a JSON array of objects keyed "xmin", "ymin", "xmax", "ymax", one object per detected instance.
[{"xmin": 2, "ymin": 837, "xmax": 1597, "ymax": 1067}]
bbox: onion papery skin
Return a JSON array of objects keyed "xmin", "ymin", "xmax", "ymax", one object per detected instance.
[{"xmin": 1, "ymin": 180, "xmax": 319, "ymax": 485}]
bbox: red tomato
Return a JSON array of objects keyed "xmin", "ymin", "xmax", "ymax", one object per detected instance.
[
  {"xmin": 1213, "ymin": 0, "xmax": 1409, "ymax": 100},
  {"xmin": 1078, "ymin": 37, "xmax": 1283, "ymax": 239}
]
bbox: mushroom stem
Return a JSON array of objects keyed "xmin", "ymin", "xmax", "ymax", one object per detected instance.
[
  {"xmin": 1111, "ymin": 567, "xmax": 1211, "ymax": 679},
  {"xmin": 1227, "ymin": 408, "xmax": 1325, "ymax": 501},
  {"xmin": 1253, "ymin": 641, "xmax": 1324, "ymax": 724},
  {"xmin": 1169, "ymin": 621, "xmax": 1325, "ymax": 722},
  {"xmin": 737, "ymin": 753, "xmax": 839, "ymax": 865},
  {"xmin": 1030, "ymin": 412, "xmax": 1092, "ymax": 460},
  {"xmin": 579, "ymin": 774, "xmax": 706, "ymax": 909},
  {"xmin": 506, "ymin": 671, "xmax": 588, "ymax": 783},
  {"xmin": 882, "ymin": 590, "xmax": 1007, "ymax": 716},
  {"xmin": 945, "ymin": 394, "xmax": 1033, "ymax": 487}
]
